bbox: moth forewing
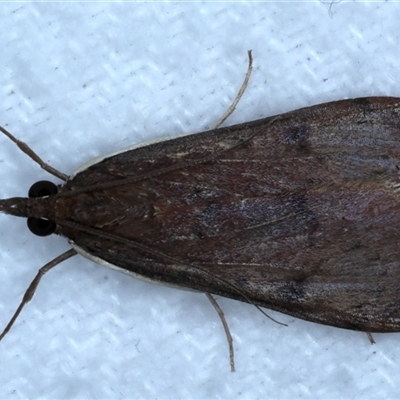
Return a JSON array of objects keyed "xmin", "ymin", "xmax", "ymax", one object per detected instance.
[{"xmin": 58, "ymin": 96, "xmax": 400, "ymax": 333}]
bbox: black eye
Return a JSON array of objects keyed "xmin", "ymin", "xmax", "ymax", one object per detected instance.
[
  {"xmin": 28, "ymin": 181, "xmax": 58, "ymax": 198},
  {"xmin": 27, "ymin": 218, "xmax": 56, "ymax": 236},
  {"xmin": 27, "ymin": 181, "xmax": 58, "ymax": 236}
]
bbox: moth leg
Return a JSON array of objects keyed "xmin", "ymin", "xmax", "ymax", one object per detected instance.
[
  {"xmin": 212, "ymin": 50, "xmax": 253, "ymax": 129},
  {"xmin": 0, "ymin": 125, "xmax": 68, "ymax": 181},
  {"xmin": 0, "ymin": 248, "xmax": 77, "ymax": 341},
  {"xmin": 205, "ymin": 293, "xmax": 235, "ymax": 372},
  {"xmin": 366, "ymin": 332, "xmax": 376, "ymax": 344}
]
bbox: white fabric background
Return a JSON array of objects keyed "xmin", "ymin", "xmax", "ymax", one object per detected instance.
[{"xmin": 0, "ymin": 2, "xmax": 399, "ymax": 399}]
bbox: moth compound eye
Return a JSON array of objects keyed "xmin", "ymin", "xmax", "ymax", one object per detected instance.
[
  {"xmin": 28, "ymin": 181, "xmax": 58, "ymax": 198},
  {"xmin": 27, "ymin": 217, "xmax": 56, "ymax": 236},
  {"xmin": 27, "ymin": 181, "xmax": 58, "ymax": 235}
]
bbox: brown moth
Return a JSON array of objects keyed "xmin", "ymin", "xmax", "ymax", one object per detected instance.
[{"xmin": 1, "ymin": 55, "xmax": 400, "ymax": 369}]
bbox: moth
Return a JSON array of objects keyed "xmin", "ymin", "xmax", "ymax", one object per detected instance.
[{"xmin": 1, "ymin": 53, "xmax": 400, "ymax": 370}]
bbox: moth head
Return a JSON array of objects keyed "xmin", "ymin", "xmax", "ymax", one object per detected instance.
[
  {"xmin": 26, "ymin": 180, "xmax": 58, "ymax": 236},
  {"xmin": 0, "ymin": 125, "xmax": 67, "ymax": 238},
  {"xmin": 0, "ymin": 180, "xmax": 58, "ymax": 237}
]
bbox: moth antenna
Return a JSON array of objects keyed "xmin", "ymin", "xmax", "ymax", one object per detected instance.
[
  {"xmin": 0, "ymin": 249, "xmax": 77, "ymax": 342},
  {"xmin": 367, "ymin": 332, "xmax": 376, "ymax": 344},
  {"xmin": 206, "ymin": 293, "xmax": 235, "ymax": 372},
  {"xmin": 0, "ymin": 125, "xmax": 68, "ymax": 181},
  {"xmin": 213, "ymin": 49, "xmax": 253, "ymax": 129}
]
